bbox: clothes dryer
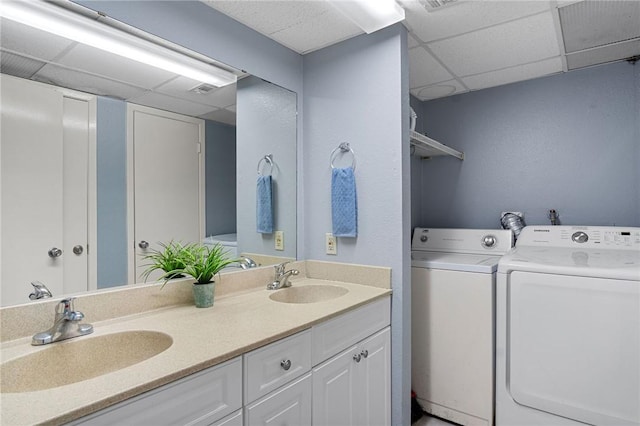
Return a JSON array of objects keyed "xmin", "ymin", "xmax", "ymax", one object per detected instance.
[
  {"xmin": 412, "ymin": 228, "xmax": 514, "ymax": 426},
  {"xmin": 496, "ymin": 226, "xmax": 640, "ymax": 425}
]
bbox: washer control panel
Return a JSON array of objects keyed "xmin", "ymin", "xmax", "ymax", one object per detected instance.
[
  {"xmin": 412, "ymin": 228, "xmax": 514, "ymax": 255},
  {"xmin": 518, "ymin": 226, "xmax": 640, "ymax": 249}
]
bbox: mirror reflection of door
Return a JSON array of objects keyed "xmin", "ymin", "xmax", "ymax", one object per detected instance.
[
  {"xmin": 0, "ymin": 75, "xmax": 96, "ymax": 306},
  {"xmin": 127, "ymin": 105, "xmax": 205, "ymax": 283}
]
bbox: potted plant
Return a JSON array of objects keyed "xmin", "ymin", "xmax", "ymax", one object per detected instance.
[
  {"xmin": 161, "ymin": 242, "xmax": 237, "ymax": 308},
  {"xmin": 141, "ymin": 240, "xmax": 188, "ymax": 282}
]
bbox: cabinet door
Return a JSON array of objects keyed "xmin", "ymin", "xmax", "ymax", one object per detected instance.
[
  {"xmin": 71, "ymin": 357, "xmax": 242, "ymax": 426},
  {"xmin": 312, "ymin": 345, "xmax": 359, "ymax": 426},
  {"xmin": 245, "ymin": 373, "xmax": 312, "ymax": 426},
  {"xmin": 357, "ymin": 327, "xmax": 391, "ymax": 426},
  {"xmin": 209, "ymin": 409, "xmax": 242, "ymax": 426}
]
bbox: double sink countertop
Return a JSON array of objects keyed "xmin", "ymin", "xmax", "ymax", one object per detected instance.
[{"xmin": 0, "ymin": 261, "xmax": 391, "ymax": 425}]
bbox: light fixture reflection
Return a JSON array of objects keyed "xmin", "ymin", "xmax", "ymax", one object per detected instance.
[{"xmin": 0, "ymin": 0, "xmax": 237, "ymax": 87}]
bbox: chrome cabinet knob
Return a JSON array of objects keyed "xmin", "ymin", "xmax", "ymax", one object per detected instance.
[
  {"xmin": 48, "ymin": 247, "xmax": 62, "ymax": 258},
  {"xmin": 360, "ymin": 349, "xmax": 369, "ymax": 359},
  {"xmin": 280, "ymin": 359, "xmax": 292, "ymax": 371},
  {"xmin": 73, "ymin": 245, "xmax": 84, "ymax": 255},
  {"xmin": 353, "ymin": 353, "xmax": 362, "ymax": 363},
  {"xmin": 138, "ymin": 240, "xmax": 150, "ymax": 249}
]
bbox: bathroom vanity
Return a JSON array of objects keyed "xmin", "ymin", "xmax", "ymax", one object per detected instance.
[{"xmin": 0, "ymin": 261, "xmax": 391, "ymax": 425}]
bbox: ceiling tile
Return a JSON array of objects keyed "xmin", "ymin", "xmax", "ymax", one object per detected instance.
[
  {"xmin": 269, "ymin": 9, "xmax": 362, "ymax": 53},
  {"xmin": 462, "ymin": 56, "xmax": 563, "ymax": 90},
  {"xmin": 409, "ymin": 46, "xmax": 454, "ymax": 88},
  {"xmin": 0, "ymin": 17, "xmax": 74, "ymax": 61},
  {"xmin": 0, "ymin": 51, "xmax": 45, "ymax": 79},
  {"xmin": 55, "ymin": 44, "xmax": 177, "ymax": 89},
  {"xmin": 412, "ymin": 79, "xmax": 467, "ymax": 101},
  {"xmin": 403, "ymin": 0, "xmax": 552, "ymax": 43},
  {"xmin": 34, "ymin": 64, "xmax": 146, "ymax": 99},
  {"xmin": 129, "ymin": 91, "xmax": 217, "ymax": 117},
  {"xmin": 199, "ymin": 108, "xmax": 236, "ymax": 125},
  {"xmin": 566, "ymin": 38, "xmax": 640, "ymax": 70},
  {"xmin": 155, "ymin": 76, "xmax": 237, "ymax": 108},
  {"xmin": 428, "ymin": 12, "xmax": 560, "ymax": 76},
  {"xmin": 559, "ymin": 0, "xmax": 640, "ymax": 53},
  {"xmin": 408, "ymin": 33, "xmax": 421, "ymax": 49}
]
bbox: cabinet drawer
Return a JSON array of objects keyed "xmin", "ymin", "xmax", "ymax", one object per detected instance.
[
  {"xmin": 244, "ymin": 373, "xmax": 312, "ymax": 426},
  {"xmin": 209, "ymin": 409, "xmax": 242, "ymax": 426},
  {"xmin": 71, "ymin": 357, "xmax": 242, "ymax": 426},
  {"xmin": 311, "ymin": 297, "xmax": 390, "ymax": 365},
  {"xmin": 244, "ymin": 329, "xmax": 311, "ymax": 404}
]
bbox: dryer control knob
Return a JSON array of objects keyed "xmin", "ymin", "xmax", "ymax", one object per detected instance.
[
  {"xmin": 482, "ymin": 235, "xmax": 497, "ymax": 248},
  {"xmin": 572, "ymin": 231, "xmax": 589, "ymax": 243}
]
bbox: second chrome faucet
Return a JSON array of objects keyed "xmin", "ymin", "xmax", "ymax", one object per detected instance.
[{"xmin": 267, "ymin": 261, "xmax": 299, "ymax": 290}]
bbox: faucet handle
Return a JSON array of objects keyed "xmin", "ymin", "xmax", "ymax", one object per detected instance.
[
  {"xmin": 274, "ymin": 261, "xmax": 291, "ymax": 275},
  {"xmin": 56, "ymin": 297, "xmax": 76, "ymax": 315},
  {"xmin": 29, "ymin": 281, "xmax": 52, "ymax": 300}
]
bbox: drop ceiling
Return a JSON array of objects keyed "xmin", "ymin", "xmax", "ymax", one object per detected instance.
[
  {"xmin": 0, "ymin": 11, "xmax": 244, "ymax": 125},
  {"xmin": 1, "ymin": 0, "xmax": 638, "ymax": 115},
  {"xmin": 204, "ymin": 0, "xmax": 640, "ymax": 101}
]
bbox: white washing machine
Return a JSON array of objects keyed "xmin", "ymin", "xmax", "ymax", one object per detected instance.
[
  {"xmin": 496, "ymin": 226, "xmax": 640, "ymax": 426},
  {"xmin": 412, "ymin": 228, "xmax": 514, "ymax": 426}
]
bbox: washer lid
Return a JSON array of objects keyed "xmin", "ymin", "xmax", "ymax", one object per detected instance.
[
  {"xmin": 498, "ymin": 246, "xmax": 640, "ymax": 280},
  {"xmin": 411, "ymin": 251, "xmax": 502, "ymax": 273}
]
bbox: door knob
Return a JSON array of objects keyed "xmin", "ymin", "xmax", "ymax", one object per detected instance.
[
  {"xmin": 48, "ymin": 247, "xmax": 62, "ymax": 258},
  {"xmin": 138, "ymin": 241, "xmax": 149, "ymax": 249}
]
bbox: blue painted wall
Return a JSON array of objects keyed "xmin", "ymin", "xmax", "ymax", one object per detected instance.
[
  {"xmin": 96, "ymin": 97, "xmax": 127, "ymax": 288},
  {"xmin": 414, "ymin": 61, "xmax": 640, "ymax": 229},
  {"xmin": 303, "ymin": 25, "xmax": 411, "ymax": 425},
  {"xmin": 205, "ymin": 121, "xmax": 237, "ymax": 237}
]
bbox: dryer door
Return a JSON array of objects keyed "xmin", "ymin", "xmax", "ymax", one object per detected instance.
[{"xmin": 508, "ymin": 271, "xmax": 639, "ymax": 425}]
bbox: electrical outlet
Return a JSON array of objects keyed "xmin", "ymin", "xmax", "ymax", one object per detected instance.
[
  {"xmin": 275, "ymin": 231, "xmax": 284, "ymax": 251},
  {"xmin": 326, "ymin": 233, "xmax": 337, "ymax": 255}
]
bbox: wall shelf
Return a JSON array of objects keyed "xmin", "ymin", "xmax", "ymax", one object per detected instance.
[{"xmin": 410, "ymin": 130, "xmax": 464, "ymax": 160}]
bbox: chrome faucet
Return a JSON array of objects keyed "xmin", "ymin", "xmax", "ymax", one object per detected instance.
[
  {"xmin": 267, "ymin": 261, "xmax": 299, "ymax": 290},
  {"xmin": 29, "ymin": 281, "xmax": 52, "ymax": 300},
  {"xmin": 238, "ymin": 256, "xmax": 257, "ymax": 269},
  {"xmin": 32, "ymin": 298, "xmax": 93, "ymax": 346}
]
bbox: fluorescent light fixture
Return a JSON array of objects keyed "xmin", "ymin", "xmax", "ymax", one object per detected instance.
[
  {"xmin": 330, "ymin": 0, "xmax": 405, "ymax": 34},
  {"xmin": 0, "ymin": 0, "xmax": 237, "ymax": 87}
]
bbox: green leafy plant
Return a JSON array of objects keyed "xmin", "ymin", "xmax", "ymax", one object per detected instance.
[
  {"xmin": 141, "ymin": 240, "xmax": 189, "ymax": 282},
  {"xmin": 160, "ymin": 242, "xmax": 237, "ymax": 285}
]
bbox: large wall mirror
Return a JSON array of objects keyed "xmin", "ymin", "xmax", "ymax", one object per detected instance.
[{"xmin": 0, "ymin": 2, "xmax": 297, "ymax": 307}]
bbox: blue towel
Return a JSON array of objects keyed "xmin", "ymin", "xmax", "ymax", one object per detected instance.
[
  {"xmin": 256, "ymin": 175, "xmax": 273, "ymax": 233},
  {"xmin": 331, "ymin": 167, "xmax": 357, "ymax": 237}
]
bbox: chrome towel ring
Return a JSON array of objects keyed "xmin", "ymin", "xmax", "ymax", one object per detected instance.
[
  {"xmin": 330, "ymin": 142, "xmax": 356, "ymax": 171},
  {"xmin": 257, "ymin": 154, "xmax": 273, "ymax": 176}
]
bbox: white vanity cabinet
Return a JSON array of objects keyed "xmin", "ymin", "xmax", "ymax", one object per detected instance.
[
  {"xmin": 69, "ymin": 296, "xmax": 390, "ymax": 426},
  {"xmin": 70, "ymin": 357, "xmax": 242, "ymax": 426},
  {"xmin": 311, "ymin": 298, "xmax": 391, "ymax": 426}
]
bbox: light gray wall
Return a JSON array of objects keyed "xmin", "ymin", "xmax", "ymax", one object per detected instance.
[
  {"xmin": 96, "ymin": 97, "xmax": 127, "ymax": 288},
  {"xmin": 205, "ymin": 121, "xmax": 237, "ymax": 237},
  {"xmin": 414, "ymin": 60, "xmax": 640, "ymax": 229},
  {"xmin": 237, "ymin": 77, "xmax": 297, "ymax": 258},
  {"xmin": 303, "ymin": 25, "xmax": 411, "ymax": 425}
]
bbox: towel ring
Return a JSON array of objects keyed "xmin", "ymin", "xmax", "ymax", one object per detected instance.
[
  {"xmin": 257, "ymin": 154, "xmax": 273, "ymax": 176},
  {"xmin": 330, "ymin": 143, "xmax": 356, "ymax": 171}
]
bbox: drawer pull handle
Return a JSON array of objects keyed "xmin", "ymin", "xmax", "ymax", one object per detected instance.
[
  {"xmin": 353, "ymin": 353, "xmax": 361, "ymax": 363},
  {"xmin": 361, "ymin": 349, "xmax": 369, "ymax": 359},
  {"xmin": 280, "ymin": 359, "xmax": 292, "ymax": 370}
]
